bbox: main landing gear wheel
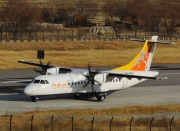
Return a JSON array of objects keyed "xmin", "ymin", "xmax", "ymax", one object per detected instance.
[
  {"xmin": 96, "ymin": 96, "xmax": 105, "ymax": 101},
  {"xmin": 73, "ymin": 94, "xmax": 80, "ymax": 99},
  {"xmin": 31, "ymin": 96, "xmax": 39, "ymax": 102}
]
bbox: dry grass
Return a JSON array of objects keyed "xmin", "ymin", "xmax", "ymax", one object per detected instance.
[
  {"xmin": 1, "ymin": 105, "xmax": 180, "ymax": 130},
  {"xmin": 16, "ymin": 104, "xmax": 180, "ymax": 117},
  {"xmin": 0, "ymin": 40, "xmax": 179, "ymax": 70}
]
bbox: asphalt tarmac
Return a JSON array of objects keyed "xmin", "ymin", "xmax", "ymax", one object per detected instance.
[{"xmin": 0, "ymin": 64, "xmax": 180, "ymax": 115}]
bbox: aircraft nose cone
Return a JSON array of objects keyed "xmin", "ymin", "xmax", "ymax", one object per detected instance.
[{"xmin": 24, "ymin": 86, "xmax": 34, "ymax": 96}]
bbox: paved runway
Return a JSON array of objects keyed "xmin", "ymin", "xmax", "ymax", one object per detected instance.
[{"xmin": 0, "ymin": 64, "xmax": 180, "ymax": 115}]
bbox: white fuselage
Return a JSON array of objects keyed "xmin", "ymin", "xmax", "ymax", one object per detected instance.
[{"xmin": 24, "ymin": 70, "xmax": 159, "ymax": 96}]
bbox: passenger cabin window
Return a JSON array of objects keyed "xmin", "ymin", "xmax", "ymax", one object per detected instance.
[{"xmin": 71, "ymin": 81, "xmax": 88, "ymax": 86}]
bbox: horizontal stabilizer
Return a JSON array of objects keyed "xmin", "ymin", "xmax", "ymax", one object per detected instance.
[
  {"xmin": 130, "ymin": 37, "xmax": 175, "ymax": 45},
  {"xmin": 147, "ymin": 41, "xmax": 176, "ymax": 44},
  {"xmin": 129, "ymin": 38, "xmax": 145, "ymax": 42}
]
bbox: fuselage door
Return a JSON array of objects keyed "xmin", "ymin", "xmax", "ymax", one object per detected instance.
[{"xmin": 67, "ymin": 80, "xmax": 71, "ymax": 88}]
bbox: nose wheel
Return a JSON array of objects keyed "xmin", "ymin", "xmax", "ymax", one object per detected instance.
[{"xmin": 31, "ymin": 96, "xmax": 39, "ymax": 102}]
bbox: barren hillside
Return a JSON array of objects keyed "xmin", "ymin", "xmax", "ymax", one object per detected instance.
[{"xmin": 0, "ymin": 0, "xmax": 124, "ymax": 25}]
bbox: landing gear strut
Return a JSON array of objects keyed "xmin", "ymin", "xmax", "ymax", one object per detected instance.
[{"xmin": 31, "ymin": 96, "xmax": 39, "ymax": 102}]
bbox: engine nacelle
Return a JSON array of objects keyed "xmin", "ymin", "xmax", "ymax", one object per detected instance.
[
  {"xmin": 94, "ymin": 73, "xmax": 107, "ymax": 84},
  {"xmin": 46, "ymin": 67, "xmax": 59, "ymax": 75}
]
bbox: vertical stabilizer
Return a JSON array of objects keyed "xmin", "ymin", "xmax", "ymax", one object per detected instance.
[{"xmin": 112, "ymin": 36, "xmax": 158, "ymax": 71}]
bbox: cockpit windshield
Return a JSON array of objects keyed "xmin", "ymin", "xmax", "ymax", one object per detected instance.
[
  {"xmin": 33, "ymin": 80, "xmax": 40, "ymax": 83},
  {"xmin": 32, "ymin": 79, "xmax": 49, "ymax": 84}
]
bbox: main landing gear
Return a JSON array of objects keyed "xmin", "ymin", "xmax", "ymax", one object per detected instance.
[
  {"xmin": 74, "ymin": 92, "xmax": 107, "ymax": 101},
  {"xmin": 31, "ymin": 96, "xmax": 39, "ymax": 102},
  {"xmin": 96, "ymin": 92, "xmax": 106, "ymax": 101},
  {"xmin": 96, "ymin": 95, "xmax": 106, "ymax": 101}
]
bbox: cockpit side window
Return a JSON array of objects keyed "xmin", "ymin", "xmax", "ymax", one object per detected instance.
[
  {"xmin": 30, "ymin": 79, "xmax": 34, "ymax": 83},
  {"xmin": 33, "ymin": 79, "xmax": 49, "ymax": 84},
  {"xmin": 45, "ymin": 80, "xmax": 49, "ymax": 84},
  {"xmin": 40, "ymin": 80, "xmax": 45, "ymax": 84}
]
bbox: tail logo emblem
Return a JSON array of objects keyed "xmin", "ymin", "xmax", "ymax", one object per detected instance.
[{"xmin": 133, "ymin": 52, "xmax": 148, "ymax": 68}]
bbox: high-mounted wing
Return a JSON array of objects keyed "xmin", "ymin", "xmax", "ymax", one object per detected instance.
[
  {"xmin": 18, "ymin": 60, "xmax": 75, "ymax": 75},
  {"xmin": 18, "ymin": 60, "xmax": 54, "ymax": 68}
]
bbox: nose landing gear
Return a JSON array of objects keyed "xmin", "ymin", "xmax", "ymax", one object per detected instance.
[{"xmin": 31, "ymin": 96, "xmax": 39, "ymax": 102}]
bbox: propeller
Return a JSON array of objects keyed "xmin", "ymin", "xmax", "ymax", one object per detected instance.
[
  {"xmin": 83, "ymin": 64, "xmax": 101, "ymax": 92},
  {"xmin": 34, "ymin": 60, "xmax": 51, "ymax": 75}
]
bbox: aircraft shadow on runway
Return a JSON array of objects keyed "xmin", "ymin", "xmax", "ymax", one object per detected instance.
[
  {"xmin": 0, "ymin": 85, "xmax": 24, "ymax": 93},
  {"xmin": 151, "ymin": 65, "xmax": 180, "ymax": 70},
  {"xmin": 0, "ymin": 93, "xmax": 106, "ymax": 102},
  {"xmin": 0, "ymin": 77, "xmax": 33, "ymax": 84},
  {"xmin": 158, "ymin": 67, "xmax": 180, "ymax": 70}
]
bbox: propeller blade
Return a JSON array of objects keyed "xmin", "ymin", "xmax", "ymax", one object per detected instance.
[
  {"xmin": 83, "ymin": 64, "xmax": 101, "ymax": 92},
  {"xmin": 34, "ymin": 60, "xmax": 51, "ymax": 75},
  {"xmin": 94, "ymin": 80, "xmax": 101, "ymax": 85},
  {"xmin": 83, "ymin": 81, "xmax": 90, "ymax": 87},
  {"xmin": 91, "ymin": 83, "xmax": 94, "ymax": 92}
]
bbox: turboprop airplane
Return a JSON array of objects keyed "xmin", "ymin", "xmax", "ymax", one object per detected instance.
[{"xmin": 18, "ymin": 36, "xmax": 172, "ymax": 102}]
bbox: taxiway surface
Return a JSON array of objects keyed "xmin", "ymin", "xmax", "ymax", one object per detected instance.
[{"xmin": 0, "ymin": 64, "xmax": 180, "ymax": 115}]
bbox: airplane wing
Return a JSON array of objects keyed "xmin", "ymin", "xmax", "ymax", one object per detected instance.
[
  {"xmin": 108, "ymin": 73, "xmax": 156, "ymax": 79},
  {"xmin": 18, "ymin": 60, "xmax": 54, "ymax": 68},
  {"xmin": 18, "ymin": 60, "xmax": 74, "ymax": 74},
  {"xmin": 106, "ymin": 72, "xmax": 156, "ymax": 81}
]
